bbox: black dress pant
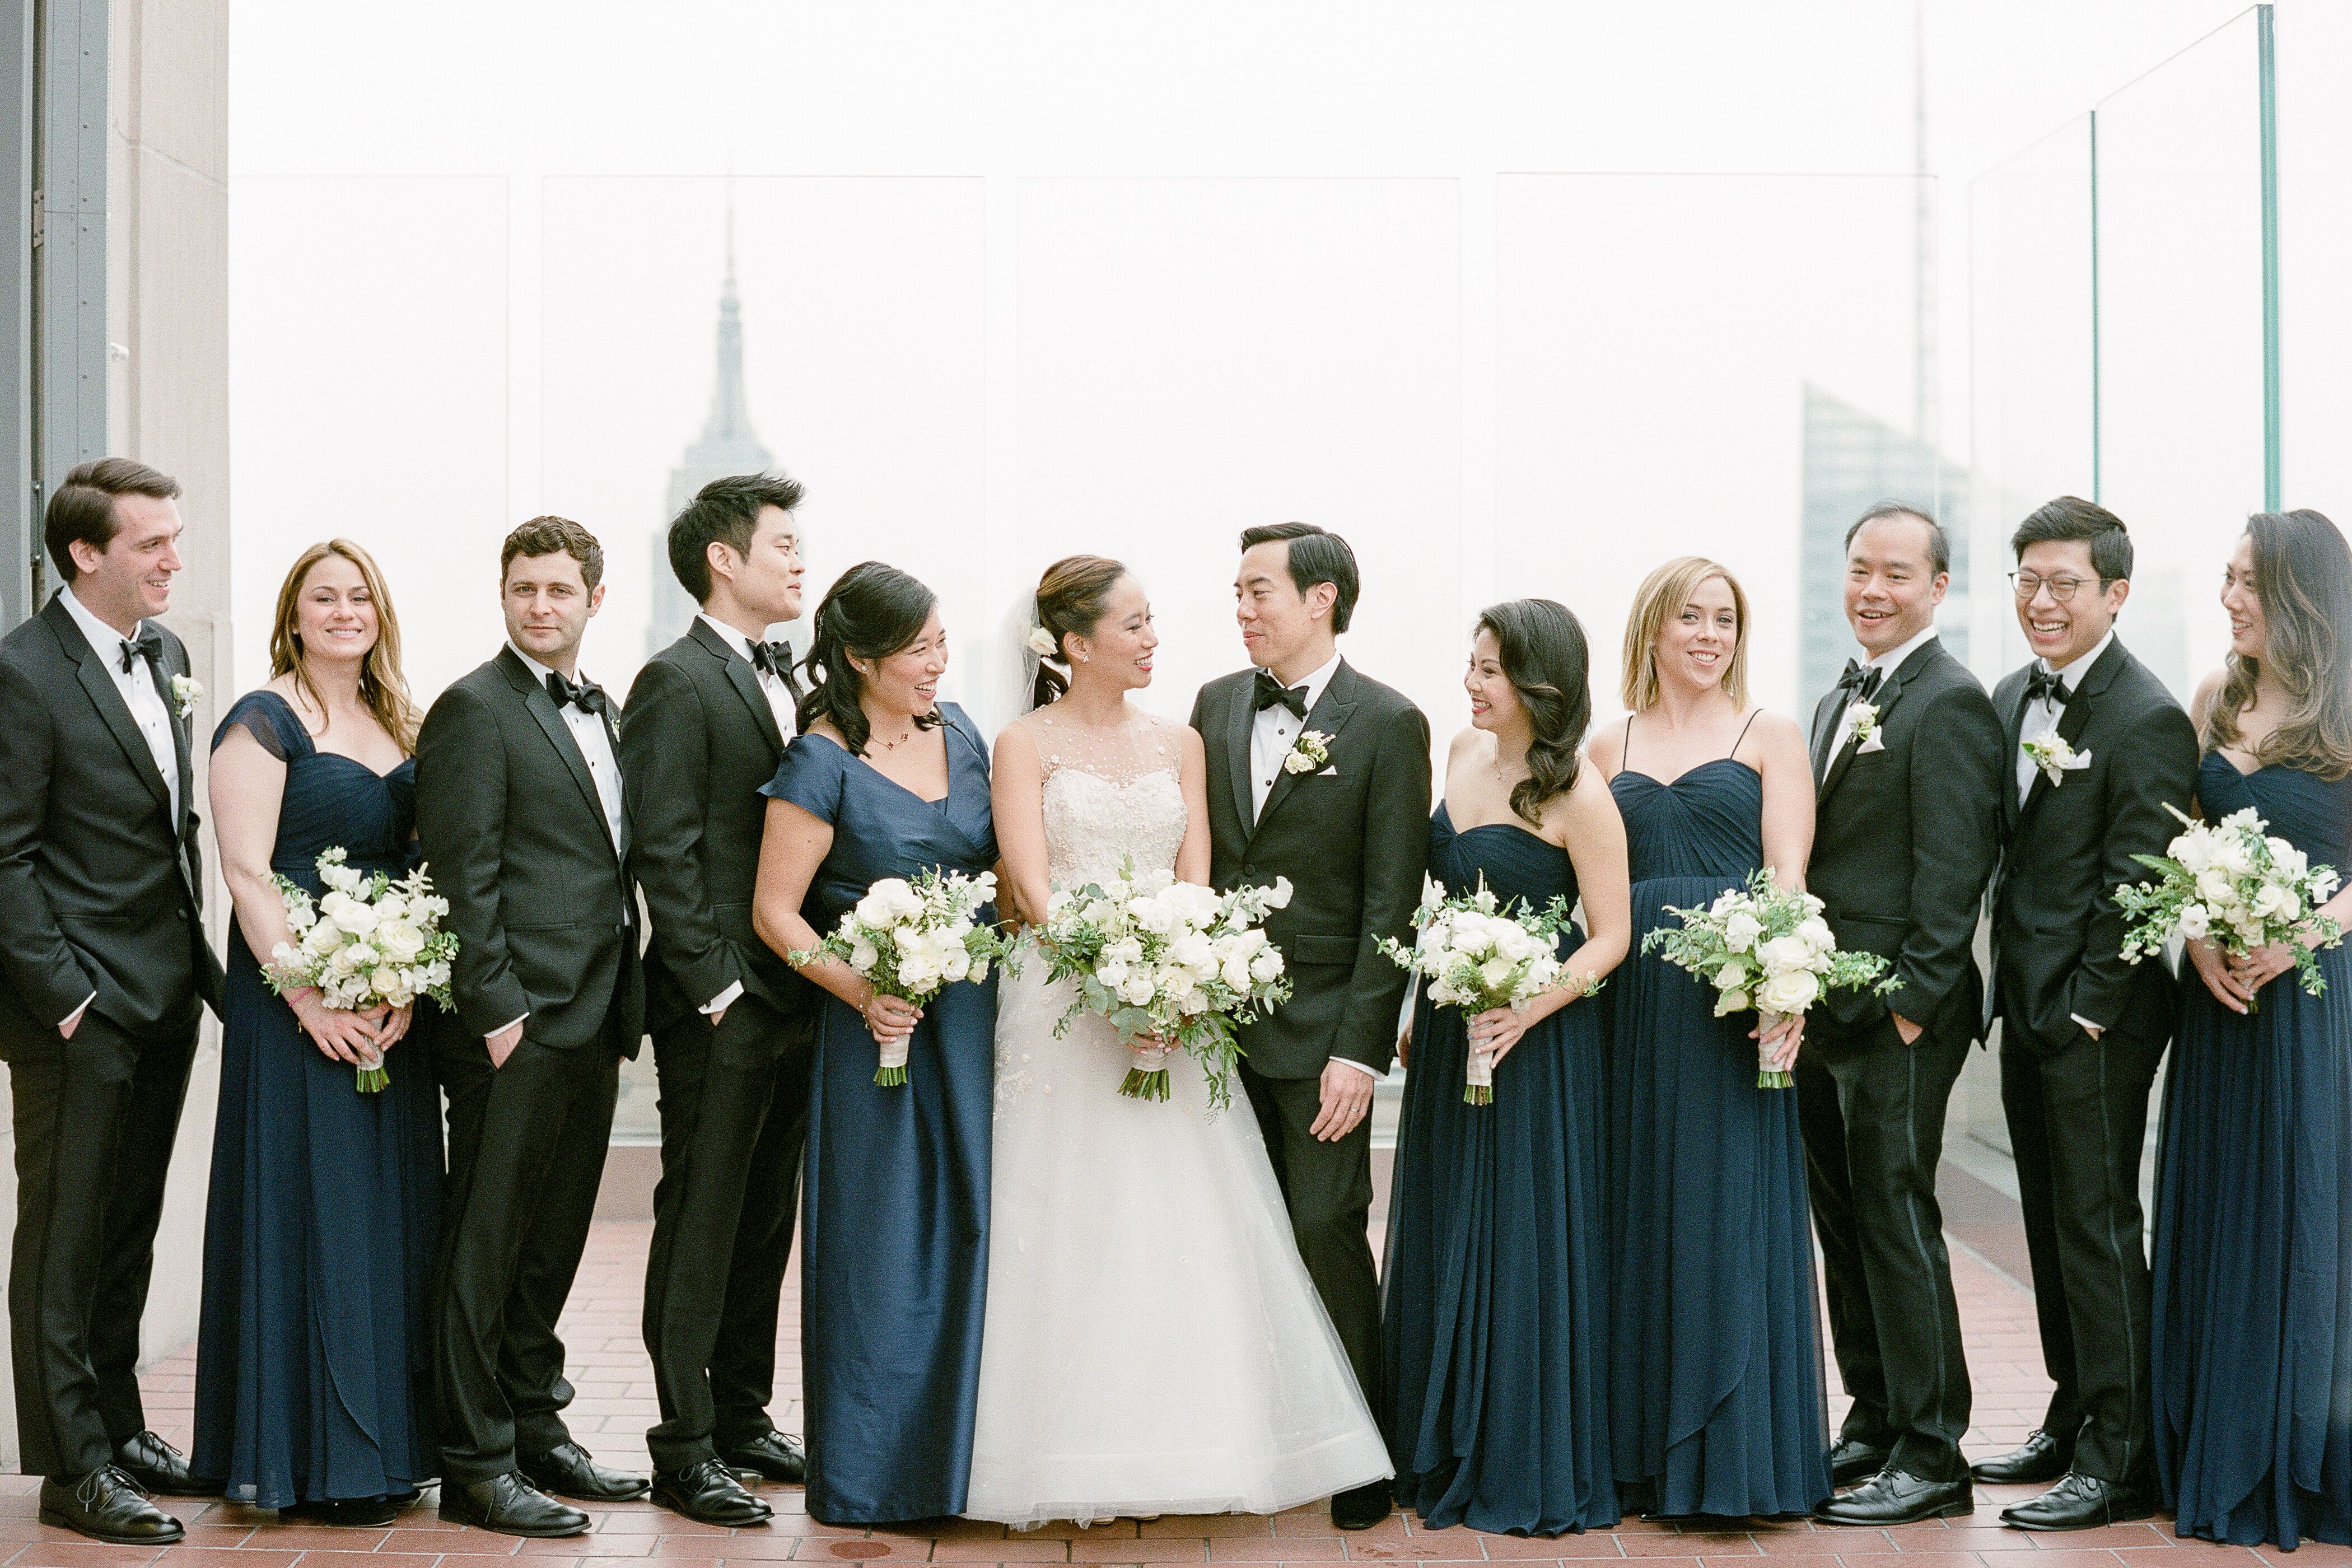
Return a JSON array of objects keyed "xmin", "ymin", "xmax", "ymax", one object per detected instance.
[
  {"xmin": 1239, "ymin": 1059, "xmax": 1385, "ymax": 1428},
  {"xmin": 1796, "ymin": 1013, "xmax": 1972, "ymax": 1482},
  {"xmin": 641, "ymin": 996, "xmax": 813, "ymax": 1471},
  {"xmin": 1998, "ymin": 1019, "xmax": 2167, "ymax": 1485},
  {"xmin": 434, "ymin": 1024, "xmax": 620, "ymax": 1483},
  {"xmin": 7, "ymin": 1007, "xmax": 199, "ymax": 1478}
]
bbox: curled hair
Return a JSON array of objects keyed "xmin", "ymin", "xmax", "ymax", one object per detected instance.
[
  {"xmin": 2206, "ymin": 510, "xmax": 2352, "ymax": 780},
  {"xmin": 796, "ymin": 561, "xmax": 942, "ymax": 757},
  {"xmin": 1476, "ymin": 599, "xmax": 1592, "ymax": 826},
  {"xmin": 269, "ymin": 539, "xmax": 424, "ymax": 753},
  {"xmin": 1620, "ymin": 556, "xmax": 1750, "ymax": 712},
  {"xmin": 1030, "ymin": 554, "xmax": 1129, "ymax": 707}
]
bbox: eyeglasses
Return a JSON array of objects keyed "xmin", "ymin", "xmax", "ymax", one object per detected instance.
[{"xmin": 2008, "ymin": 571, "xmax": 2107, "ymax": 603}]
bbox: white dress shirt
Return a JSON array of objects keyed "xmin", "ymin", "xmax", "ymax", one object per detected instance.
[
  {"xmin": 692, "ymin": 613, "xmax": 801, "ymax": 1019},
  {"xmin": 2015, "ymin": 628, "xmax": 2113, "ymax": 804},
  {"xmin": 1833, "ymin": 622, "xmax": 1940, "ymax": 757}
]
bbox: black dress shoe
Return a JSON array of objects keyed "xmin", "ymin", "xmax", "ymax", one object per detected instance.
[
  {"xmin": 39, "ymin": 1468, "xmax": 186, "ymax": 1544},
  {"xmin": 280, "ymin": 1496, "xmax": 401, "ymax": 1527},
  {"xmin": 1815, "ymin": 1468, "xmax": 1972, "ymax": 1526},
  {"xmin": 1331, "ymin": 1478, "xmax": 1392, "ymax": 1530},
  {"xmin": 1830, "ymin": 1438, "xmax": 1893, "ymax": 1486},
  {"xmin": 520, "ymin": 1441, "xmax": 651, "ymax": 1502},
  {"xmin": 438, "ymin": 1472, "xmax": 591, "ymax": 1537},
  {"xmin": 717, "ymin": 1430, "xmax": 808, "ymax": 1483},
  {"xmin": 1970, "ymin": 1429, "xmax": 2074, "ymax": 1486},
  {"xmin": 113, "ymin": 1430, "xmax": 221, "ymax": 1497},
  {"xmin": 1999, "ymin": 1473, "xmax": 2153, "ymax": 1532},
  {"xmin": 652, "ymin": 1459, "xmax": 773, "ymax": 1526}
]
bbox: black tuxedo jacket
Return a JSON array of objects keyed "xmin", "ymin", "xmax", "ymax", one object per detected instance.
[
  {"xmin": 1987, "ymin": 636, "xmax": 2199, "ymax": 1048},
  {"xmin": 1805, "ymin": 636, "xmax": 2006, "ymax": 1046},
  {"xmin": 1189, "ymin": 659, "xmax": 1430, "ymax": 1080},
  {"xmin": 619, "ymin": 619, "xmax": 813, "ymax": 1034},
  {"xmin": 0, "ymin": 592, "xmax": 223, "ymax": 1053},
  {"xmin": 416, "ymin": 646, "xmax": 645, "ymax": 1054}
]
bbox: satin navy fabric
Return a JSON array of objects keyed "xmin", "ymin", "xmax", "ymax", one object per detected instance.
[
  {"xmin": 1383, "ymin": 804, "xmax": 1617, "ymax": 1535},
  {"xmin": 1604, "ymin": 757, "xmax": 1831, "ymax": 1518},
  {"xmin": 762, "ymin": 703, "xmax": 997, "ymax": 1524},
  {"xmin": 192, "ymin": 692, "xmax": 442, "ymax": 1507},
  {"xmin": 2154, "ymin": 753, "xmax": 2352, "ymax": 1547}
]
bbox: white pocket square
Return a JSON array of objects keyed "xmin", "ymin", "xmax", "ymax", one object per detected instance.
[
  {"xmin": 1856, "ymin": 732, "xmax": 1887, "ymax": 754},
  {"xmin": 1317, "ymin": 765, "xmax": 1338, "ymax": 776}
]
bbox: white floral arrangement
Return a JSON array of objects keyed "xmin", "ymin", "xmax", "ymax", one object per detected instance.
[
  {"xmin": 1026, "ymin": 626, "xmax": 1060, "ymax": 659},
  {"xmin": 264, "ymin": 848, "xmax": 456, "ymax": 1092},
  {"xmin": 1282, "ymin": 729, "xmax": 1331, "ymax": 775},
  {"xmin": 2022, "ymin": 729, "xmax": 2092, "ymax": 785},
  {"xmin": 1641, "ymin": 868, "xmax": 1895, "ymax": 1088},
  {"xmin": 1378, "ymin": 874, "xmax": 1583, "ymax": 1105},
  {"xmin": 2116, "ymin": 802, "xmax": 2344, "ymax": 1008},
  {"xmin": 1845, "ymin": 701, "xmax": 1883, "ymax": 753},
  {"xmin": 1036, "ymin": 863, "xmax": 1293, "ymax": 1108},
  {"xmin": 169, "ymin": 673, "xmax": 201, "ymax": 719},
  {"xmin": 790, "ymin": 868, "xmax": 1015, "ymax": 1085}
]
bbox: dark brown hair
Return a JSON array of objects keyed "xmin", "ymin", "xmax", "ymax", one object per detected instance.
[
  {"xmin": 1477, "ymin": 599, "xmax": 1590, "ymax": 825},
  {"xmin": 1031, "ymin": 554, "xmax": 1129, "ymax": 707},
  {"xmin": 797, "ymin": 561, "xmax": 943, "ymax": 756},
  {"xmin": 1238, "ymin": 521, "xmax": 1360, "ymax": 633},
  {"xmin": 2205, "ymin": 510, "xmax": 2352, "ymax": 781},
  {"xmin": 501, "ymin": 515, "xmax": 605, "ymax": 591},
  {"xmin": 2012, "ymin": 495, "xmax": 2132, "ymax": 582},
  {"xmin": 668, "ymin": 472, "xmax": 804, "ymax": 603},
  {"xmin": 45, "ymin": 458, "xmax": 181, "ymax": 580}
]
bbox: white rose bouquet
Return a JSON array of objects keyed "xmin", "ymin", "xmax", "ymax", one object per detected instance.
[
  {"xmin": 1036, "ymin": 863, "xmax": 1294, "ymax": 1109},
  {"xmin": 790, "ymin": 868, "xmax": 1015, "ymax": 1084},
  {"xmin": 2116, "ymin": 802, "xmax": 2343, "ymax": 1009},
  {"xmin": 1378, "ymin": 875, "xmax": 1584, "ymax": 1105},
  {"xmin": 1641, "ymin": 867, "xmax": 1896, "ymax": 1088},
  {"xmin": 263, "ymin": 847, "xmax": 456, "ymax": 1092}
]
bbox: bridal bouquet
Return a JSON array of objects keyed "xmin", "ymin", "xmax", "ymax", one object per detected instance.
[
  {"xmin": 1642, "ymin": 868, "xmax": 1894, "ymax": 1088},
  {"xmin": 2116, "ymin": 802, "xmax": 2344, "ymax": 1007},
  {"xmin": 263, "ymin": 848, "xmax": 456, "ymax": 1093},
  {"xmin": 791, "ymin": 869, "xmax": 1014, "ymax": 1085},
  {"xmin": 1378, "ymin": 874, "xmax": 1580, "ymax": 1105},
  {"xmin": 1035, "ymin": 865, "xmax": 1293, "ymax": 1109}
]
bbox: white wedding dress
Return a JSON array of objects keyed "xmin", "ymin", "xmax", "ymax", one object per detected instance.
[{"xmin": 964, "ymin": 712, "xmax": 1392, "ymax": 1527}]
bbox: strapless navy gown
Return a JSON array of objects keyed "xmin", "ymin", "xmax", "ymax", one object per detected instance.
[
  {"xmin": 761, "ymin": 703, "xmax": 998, "ymax": 1524},
  {"xmin": 1605, "ymin": 756, "xmax": 1831, "ymax": 1518},
  {"xmin": 1383, "ymin": 804, "xmax": 1617, "ymax": 1534},
  {"xmin": 2154, "ymin": 753, "xmax": 2352, "ymax": 1548},
  {"xmin": 192, "ymin": 692, "xmax": 442, "ymax": 1507}
]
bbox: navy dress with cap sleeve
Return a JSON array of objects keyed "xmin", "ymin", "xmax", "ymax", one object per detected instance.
[
  {"xmin": 760, "ymin": 702, "xmax": 998, "ymax": 1524},
  {"xmin": 190, "ymin": 690, "xmax": 442, "ymax": 1507}
]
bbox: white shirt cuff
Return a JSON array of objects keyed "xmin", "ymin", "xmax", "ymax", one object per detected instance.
[
  {"xmin": 2070, "ymin": 1012, "xmax": 2104, "ymax": 1036},
  {"xmin": 59, "ymin": 993, "xmax": 95, "ymax": 1033},
  {"xmin": 701, "ymin": 981, "xmax": 744, "ymax": 1016},
  {"xmin": 1330, "ymin": 1056, "xmax": 1382, "ymax": 1080},
  {"xmin": 489, "ymin": 1013, "xmax": 528, "ymax": 1042}
]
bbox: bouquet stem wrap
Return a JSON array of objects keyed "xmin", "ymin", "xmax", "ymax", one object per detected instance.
[{"xmin": 1122, "ymin": 1040, "xmax": 1176, "ymax": 1101}]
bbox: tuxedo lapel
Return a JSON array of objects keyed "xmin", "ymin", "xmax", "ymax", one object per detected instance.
[
  {"xmin": 1222, "ymin": 679, "xmax": 1255, "ymax": 843},
  {"xmin": 1818, "ymin": 640, "xmax": 1935, "ymax": 804},
  {"xmin": 162, "ymin": 636, "xmax": 195, "ymax": 838},
  {"xmin": 692, "ymin": 619, "xmax": 786, "ymax": 755},
  {"xmin": 498, "ymin": 647, "xmax": 618, "ymax": 862},
  {"xmin": 1253, "ymin": 662, "xmax": 1357, "ymax": 838},
  {"xmin": 1998, "ymin": 675, "xmax": 2031, "ymax": 834},
  {"xmin": 1808, "ymin": 689, "xmax": 1842, "ymax": 786},
  {"xmin": 50, "ymin": 603, "xmax": 174, "ymax": 819}
]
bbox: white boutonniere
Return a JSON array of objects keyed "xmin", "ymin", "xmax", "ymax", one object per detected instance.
[
  {"xmin": 169, "ymin": 673, "xmax": 201, "ymax": 720},
  {"xmin": 2022, "ymin": 729, "xmax": 2091, "ymax": 785},
  {"xmin": 1283, "ymin": 729, "xmax": 1331, "ymax": 775},
  {"xmin": 1845, "ymin": 702, "xmax": 1886, "ymax": 755}
]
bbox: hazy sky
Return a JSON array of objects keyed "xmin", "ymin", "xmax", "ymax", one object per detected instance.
[{"xmin": 223, "ymin": 0, "xmax": 2350, "ymax": 729}]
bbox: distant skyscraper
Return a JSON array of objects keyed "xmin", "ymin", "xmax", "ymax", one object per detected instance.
[
  {"xmin": 1796, "ymin": 384, "xmax": 1973, "ymax": 706},
  {"xmin": 647, "ymin": 215, "xmax": 778, "ymax": 656}
]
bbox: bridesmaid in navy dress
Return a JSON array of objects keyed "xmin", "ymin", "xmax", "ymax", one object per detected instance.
[
  {"xmin": 1384, "ymin": 600, "xmax": 1631, "ymax": 1536},
  {"xmin": 1588, "ymin": 557, "xmax": 1831, "ymax": 1519},
  {"xmin": 2155, "ymin": 510, "xmax": 2352, "ymax": 1548},
  {"xmin": 753, "ymin": 563, "xmax": 1000, "ymax": 1525},
  {"xmin": 193, "ymin": 542, "xmax": 441, "ymax": 1523}
]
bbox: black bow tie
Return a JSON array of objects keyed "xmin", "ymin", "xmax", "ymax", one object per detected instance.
[
  {"xmin": 118, "ymin": 630, "xmax": 162, "ymax": 675},
  {"xmin": 1836, "ymin": 659, "xmax": 1884, "ymax": 702},
  {"xmin": 2024, "ymin": 665, "xmax": 2070, "ymax": 707},
  {"xmin": 1253, "ymin": 669, "xmax": 1309, "ymax": 721},
  {"xmin": 546, "ymin": 670, "xmax": 609, "ymax": 717},
  {"xmin": 749, "ymin": 638, "xmax": 805, "ymax": 698}
]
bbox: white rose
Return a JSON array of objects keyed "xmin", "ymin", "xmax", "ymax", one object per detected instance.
[
  {"xmin": 1249, "ymin": 950, "xmax": 1284, "ymax": 983},
  {"xmin": 1118, "ymin": 974, "xmax": 1158, "ymax": 1007},
  {"xmin": 1478, "ymin": 955, "xmax": 1516, "ymax": 991},
  {"xmin": 1221, "ymin": 955, "xmax": 1254, "ymax": 990},
  {"xmin": 1714, "ymin": 988, "xmax": 1751, "ymax": 1017},
  {"xmin": 2177, "ymin": 902, "xmax": 2212, "ymax": 940},
  {"xmin": 1170, "ymin": 932, "xmax": 1215, "ymax": 972},
  {"xmin": 1714, "ymin": 960, "xmax": 1750, "ymax": 991},
  {"xmin": 320, "ymin": 891, "xmax": 379, "ymax": 936},
  {"xmin": 1797, "ymin": 916, "xmax": 1835, "ymax": 955},
  {"xmin": 2171, "ymin": 830, "xmax": 2213, "ymax": 874},
  {"xmin": 1493, "ymin": 923, "xmax": 1537, "ymax": 962},
  {"xmin": 1525, "ymin": 958, "xmax": 1561, "ymax": 992},
  {"xmin": 2196, "ymin": 866, "xmax": 2238, "ymax": 905},
  {"xmin": 1758, "ymin": 968, "xmax": 1820, "ymax": 1015},
  {"xmin": 1756, "ymin": 935, "xmax": 1813, "ymax": 974},
  {"xmin": 1097, "ymin": 960, "xmax": 1131, "ymax": 988},
  {"xmin": 2252, "ymin": 880, "xmax": 2296, "ymax": 920},
  {"xmin": 939, "ymin": 944, "xmax": 972, "ymax": 982},
  {"xmin": 2216, "ymin": 837, "xmax": 2256, "ymax": 878},
  {"xmin": 376, "ymin": 923, "xmax": 426, "ymax": 964},
  {"xmin": 1131, "ymin": 897, "xmax": 1179, "ymax": 936},
  {"xmin": 374, "ymin": 893, "xmax": 410, "ymax": 923},
  {"xmin": 1723, "ymin": 911, "xmax": 1763, "ymax": 953}
]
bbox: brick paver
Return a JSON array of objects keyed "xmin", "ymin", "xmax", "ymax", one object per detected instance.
[{"xmin": 58, "ymin": 1224, "xmax": 2285, "ymax": 1568}]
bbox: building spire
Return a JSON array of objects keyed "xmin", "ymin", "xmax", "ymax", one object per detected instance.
[{"xmin": 702, "ymin": 188, "xmax": 754, "ymax": 446}]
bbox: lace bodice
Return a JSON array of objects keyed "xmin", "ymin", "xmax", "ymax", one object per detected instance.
[{"xmin": 1024, "ymin": 708, "xmax": 1189, "ymax": 889}]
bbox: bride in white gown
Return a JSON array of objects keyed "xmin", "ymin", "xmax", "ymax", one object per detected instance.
[{"xmin": 965, "ymin": 556, "xmax": 1391, "ymax": 1528}]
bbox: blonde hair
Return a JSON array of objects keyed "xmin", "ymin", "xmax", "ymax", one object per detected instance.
[
  {"xmin": 269, "ymin": 539, "xmax": 424, "ymax": 754},
  {"xmin": 1620, "ymin": 556, "xmax": 1750, "ymax": 712}
]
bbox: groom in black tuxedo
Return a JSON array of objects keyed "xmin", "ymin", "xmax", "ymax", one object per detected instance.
[
  {"xmin": 1800, "ymin": 506, "xmax": 2005, "ymax": 1528},
  {"xmin": 621, "ymin": 475, "xmax": 816, "ymax": 1525},
  {"xmin": 1978, "ymin": 497, "xmax": 2197, "ymax": 1531},
  {"xmin": 0, "ymin": 460, "xmax": 225, "ymax": 1544},
  {"xmin": 418, "ymin": 517, "xmax": 649, "ymax": 1537},
  {"xmin": 1189, "ymin": 522, "xmax": 1430, "ymax": 1532}
]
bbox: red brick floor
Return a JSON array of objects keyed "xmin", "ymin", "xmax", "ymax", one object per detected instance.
[{"xmin": 21, "ymin": 1225, "xmax": 2297, "ymax": 1568}]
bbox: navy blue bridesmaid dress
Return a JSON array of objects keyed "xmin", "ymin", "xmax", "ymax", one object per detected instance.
[
  {"xmin": 760, "ymin": 702, "xmax": 998, "ymax": 1524},
  {"xmin": 192, "ymin": 691, "xmax": 442, "ymax": 1508},
  {"xmin": 1604, "ymin": 722, "xmax": 1831, "ymax": 1518},
  {"xmin": 1383, "ymin": 803, "xmax": 1617, "ymax": 1535},
  {"xmin": 2153, "ymin": 752, "xmax": 2352, "ymax": 1548}
]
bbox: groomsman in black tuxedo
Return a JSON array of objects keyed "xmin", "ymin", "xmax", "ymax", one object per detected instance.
[
  {"xmin": 1188, "ymin": 522, "xmax": 1430, "ymax": 1532},
  {"xmin": 1977, "ymin": 497, "xmax": 2198, "ymax": 1531},
  {"xmin": 620, "ymin": 475, "xmax": 815, "ymax": 1525},
  {"xmin": 419, "ymin": 517, "xmax": 649, "ymax": 1537},
  {"xmin": 0, "ymin": 460, "xmax": 225, "ymax": 1543},
  {"xmin": 1801, "ymin": 506, "xmax": 2005, "ymax": 1528}
]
